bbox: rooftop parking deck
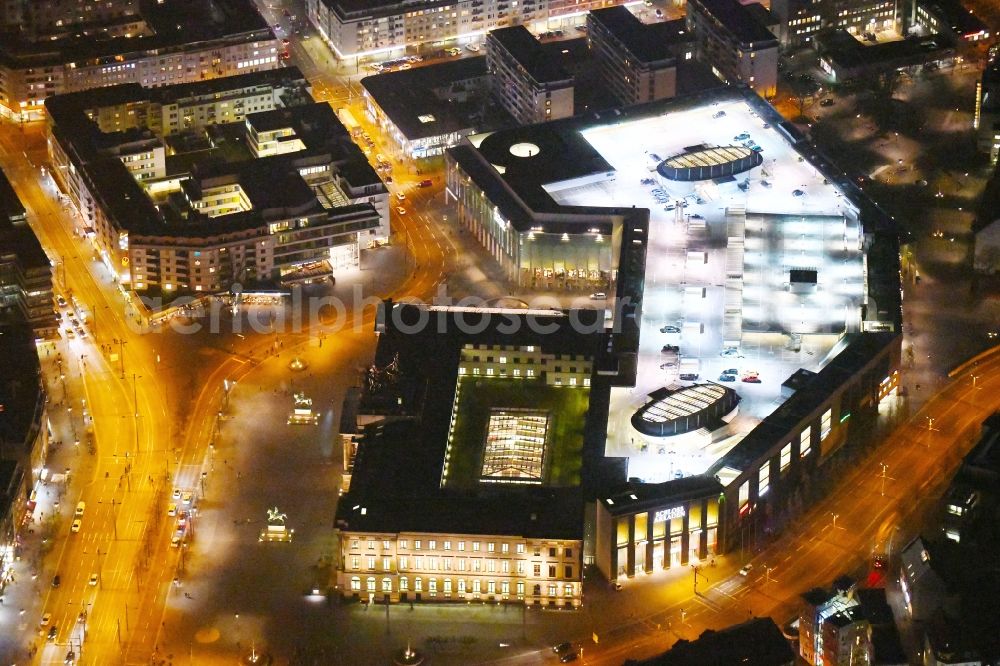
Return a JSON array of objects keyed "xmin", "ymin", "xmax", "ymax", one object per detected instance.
[{"xmin": 547, "ymin": 97, "xmax": 867, "ymax": 483}]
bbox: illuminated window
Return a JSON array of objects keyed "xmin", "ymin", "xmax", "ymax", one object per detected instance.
[
  {"xmin": 758, "ymin": 463, "xmax": 770, "ymax": 496},
  {"xmin": 780, "ymin": 443, "xmax": 792, "ymax": 472}
]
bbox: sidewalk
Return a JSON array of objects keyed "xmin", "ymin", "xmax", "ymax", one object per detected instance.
[{"xmin": 0, "ymin": 344, "xmax": 96, "ymax": 664}]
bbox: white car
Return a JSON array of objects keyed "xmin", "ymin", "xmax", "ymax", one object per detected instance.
[
  {"xmin": 89, "ymin": 573, "xmax": 98, "ymax": 586},
  {"xmin": 75, "ymin": 501, "xmax": 85, "ymax": 516},
  {"xmin": 40, "ymin": 613, "xmax": 52, "ymax": 627},
  {"xmin": 396, "ymin": 207, "xmax": 407, "ymax": 215},
  {"xmin": 395, "ymin": 192, "xmax": 405, "ymax": 202},
  {"xmin": 590, "ymin": 292, "xmax": 607, "ymax": 300},
  {"xmin": 180, "ymin": 492, "xmax": 192, "ymax": 506},
  {"xmin": 465, "ymin": 43, "xmax": 480, "ymax": 52},
  {"xmin": 71, "ymin": 518, "xmax": 82, "ymax": 533},
  {"xmin": 739, "ymin": 563, "xmax": 754, "ymax": 577},
  {"xmin": 167, "ymin": 503, "xmax": 177, "ymax": 517},
  {"xmin": 172, "ymin": 489, "xmax": 181, "ymax": 500}
]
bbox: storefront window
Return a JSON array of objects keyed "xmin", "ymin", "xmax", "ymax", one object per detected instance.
[
  {"xmin": 706, "ymin": 498, "xmax": 719, "ymax": 527},
  {"xmin": 635, "ymin": 513, "xmax": 647, "ymax": 540},
  {"xmin": 689, "ymin": 503, "xmax": 702, "ymax": 530},
  {"xmin": 616, "ymin": 518, "xmax": 629, "ymax": 546}
]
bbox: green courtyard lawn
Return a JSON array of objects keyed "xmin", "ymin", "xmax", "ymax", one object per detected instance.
[{"xmin": 443, "ymin": 377, "xmax": 590, "ymax": 489}]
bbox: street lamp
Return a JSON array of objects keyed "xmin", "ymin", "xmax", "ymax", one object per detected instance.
[
  {"xmin": 879, "ymin": 462, "xmax": 889, "ymax": 496},
  {"xmin": 831, "ymin": 512, "xmax": 840, "ymax": 530}
]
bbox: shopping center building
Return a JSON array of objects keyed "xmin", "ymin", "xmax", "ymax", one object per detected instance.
[
  {"xmin": 443, "ymin": 86, "xmax": 903, "ymax": 581},
  {"xmin": 45, "ymin": 67, "xmax": 389, "ymax": 295}
]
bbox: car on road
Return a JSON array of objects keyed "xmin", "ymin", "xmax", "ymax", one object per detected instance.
[
  {"xmin": 76, "ymin": 327, "xmax": 86, "ymax": 338},
  {"xmin": 48, "ymin": 626, "xmax": 58, "ymax": 641},
  {"xmin": 718, "ymin": 373, "xmax": 736, "ymax": 382},
  {"xmin": 820, "ymin": 98, "xmax": 834, "ymax": 107},
  {"xmin": 560, "ymin": 652, "xmax": 579, "ymax": 663},
  {"xmin": 71, "ymin": 519, "xmax": 82, "ymax": 533},
  {"xmin": 171, "ymin": 530, "xmax": 185, "ymax": 547},
  {"xmin": 177, "ymin": 510, "xmax": 189, "ymax": 528},
  {"xmin": 281, "ymin": 38, "xmax": 290, "ymax": 45},
  {"xmin": 395, "ymin": 192, "xmax": 405, "ymax": 202},
  {"xmin": 89, "ymin": 573, "xmax": 98, "ymax": 586},
  {"xmin": 167, "ymin": 503, "xmax": 177, "ymax": 516},
  {"xmin": 720, "ymin": 347, "xmax": 743, "ymax": 358},
  {"xmin": 734, "ymin": 132, "xmax": 750, "ymax": 141},
  {"xmin": 52, "ymin": 574, "xmax": 61, "ymax": 587},
  {"xmin": 553, "ymin": 642, "xmax": 573, "ymax": 654},
  {"xmin": 279, "ymin": 51, "xmax": 290, "ymax": 60},
  {"xmin": 445, "ymin": 47, "xmax": 461, "ymax": 56},
  {"xmin": 742, "ymin": 375, "xmax": 762, "ymax": 383},
  {"xmin": 181, "ymin": 491, "xmax": 193, "ymax": 506},
  {"xmin": 465, "ymin": 43, "xmax": 480, "ymax": 52},
  {"xmin": 739, "ymin": 563, "xmax": 754, "ymax": 576},
  {"xmin": 660, "ymin": 325, "xmax": 681, "ymax": 333},
  {"xmin": 590, "ymin": 292, "xmax": 607, "ymax": 300},
  {"xmin": 65, "ymin": 328, "xmax": 75, "ymax": 339},
  {"xmin": 172, "ymin": 489, "xmax": 181, "ymax": 500},
  {"xmin": 712, "ymin": 110, "xmax": 726, "ymax": 119},
  {"xmin": 56, "ymin": 295, "xmax": 68, "ymax": 308},
  {"xmin": 75, "ymin": 501, "xmax": 85, "ymax": 516},
  {"xmin": 40, "ymin": 613, "xmax": 52, "ymax": 626},
  {"xmin": 792, "ymin": 189, "xmax": 805, "ymax": 197},
  {"xmin": 417, "ymin": 179, "xmax": 433, "ymax": 188},
  {"xmin": 662, "ymin": 344, "xmax": 679, "ymax": 353},
  {"xmin": 396, "ymin": 206, "xmax": 407, "ymax": 215},
  {"xmin": 722, "ymin": 368, "xmax": 738, "ymax": 375},
  {"xmin": 679, "ymin": 373, "xmax": 699, "ymax": 381}
]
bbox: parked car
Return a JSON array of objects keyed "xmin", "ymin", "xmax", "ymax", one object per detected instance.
[
  {"xmin": 560, "ymin": 653, "xmax": 579, "ymax": 663},
  {"xmin": 40, "ymin": 613, "xmax": 52, "ymax": 626},
  {"xmin": 679, "ymin": 373, "xmax": 699, "ymax": 381},
  {"xmin": 660, "ymin": 325, "xmax": 681, "ymax": 333},
  {"xmin": 396, "ymin": 207, "xmax": 407, "ymax": 215},
  {"xmin": 792, "ymin": 189, "xmax": 805, "ymax": 197},
  {"xmin": 590, "ymin": 292, "xmax": 607, "ymax": 300},
  {"xmin": 712, "ymin": 110, "xmax": 726, "ymax": 119},
  {"xmin": 418, "ymin": 179, "xmax": 433, "ymax": 188},
  {"xmin": 722, "ymin": 368, "xmax": 738, "ymax": 375},
  {"xmin": 661, "ymin": 344, "xmax": 679, "ymax": 353},
  {"xmin": 718, "ymin": 374, "xmax": 736, "ymax": 382},
  {"xmin": 742, "ymin": 375, "xmax": 762, "ymax": 384},
  {"xmin": 820, "ymin": 98, "xmax": 835, "ymax": 107},
  {"xmin": 465, "ymin": 43, "xmax": 480, "ymax": 52},
  {"xmin": 52, "ymin": 575, "xmax": 61, "ymax": 588}
]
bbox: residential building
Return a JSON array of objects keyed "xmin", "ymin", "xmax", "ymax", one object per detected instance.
[
  {"xmin": 770, "ymin": 0, "xmax": 900, "ymax": 48},
  {"xmin": 0, "ymin": 0, "xmax": 279, "ymax": 121},
  {"xmin": 306, "ymin": 0, "xmax": 625, "ymax": 60},
  {"xmin": 898, "ymin": 536, "xmax": 949, "ymax": 622},
  {"xmin": 486, "ymin": 26, "xmax": 573, "ymax": 125},
  {"xmin": 685, "ymin": 0, "xmax": 779, "ymax": 98},
  {"xmin": 822, "ymin": 606, "xmax": 872, "ymax": 666},
  {"xmin": 45, "ymin": 68, "xmax": 388, "ymax": 295},
  {"xmin": 0, "ymin": 168, "xmax": 55, "ymax": 338},
  {"xmin": 587, "ymin": 10, "xmax": 693, "ymax": 106},
  {"xmin": 624, "ymin": 617, "xmax": 796, "ymax": 666},
  {"xmin": 0, "ymin": 0, "xmax": 141, "ymax": 39}
]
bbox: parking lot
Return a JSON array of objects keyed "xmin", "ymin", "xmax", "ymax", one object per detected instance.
[{"xmin": 546, "ymin": 97, "xmax": 867, "ymax": 481}]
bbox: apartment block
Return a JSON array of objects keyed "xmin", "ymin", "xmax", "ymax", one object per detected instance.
[
  {"xmin": 686, "ymin": 0, "xmax": 779, "ymax": 98},
  {"xmin": 307, "ymin": 0, "xmax": 626, "ymax": 60},
  {"xmin": 45, "ymin": 68, "xmax": 387, "ymax": 295},
  {"xmin": 588, "ymin": 9, "xmax": 694, "ymax": 106},
  {"xmin": 486, "ymin": 26, "xmax": 573, "ymax": 125},
  {"xmin": 0, "ymin": 0, "xmax": 279, "ymax": 121}
]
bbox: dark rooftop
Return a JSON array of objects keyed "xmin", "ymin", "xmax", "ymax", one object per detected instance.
[
  {"xmin": 920, "ymin": 0, "xmax": 991, "ymax": 37},
  {"xmin": 624, "ymin": 617, "xmax": 795, "ymax": 666},
  {"xmin": 600, "ymin": 475, "xmax": 724, "ymax": 517},
  {"xmin": 488, "ymin": 25, "xmax": 572, "ymax": 85},
  {"xmin": 816, "ymin": 29, "xmax": 955, "ymax": 71},
  {"xmin": 360, "ymin": 57, "xmax": 490, "ymax": 140},
  {"xmin": 0, "ymin": 0, "xmax": 272, "ymax": 68},
  {"xmin": 0, "ymin": 168, "xmax": 48, "ymax": 270},
  {"xmin": 589, "ymin": 9, "xmax": 688, "ymax": 64},
  {"xmin": 335, "ymin": 302, "xmax": 603, "ymax": 538},
  {"xmin": 689, "ymin": 0, "xmax": 778, "ymax": 46},
  {"xmin": 0, "ymin": 323, "xmax": 45, "ymax": 458},
  {"xmin": 0, "ymin": 168, "xmax": 26, "ymax": 223}
]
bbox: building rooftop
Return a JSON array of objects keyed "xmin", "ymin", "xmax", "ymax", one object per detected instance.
[
  {"xmin": 921, "ymin": 0, "xmax": 991, "ymax": 38},
  {"xmin": 0, "ymin": 0, "xmax": 271, "ymax": 67},
  {"xmin": 336, "ymin": 302, "xmax": 604, "ymax": 539},
  {"xmin": 0, "ymin": 323, "xmax": 45, "ymax": 457},
  {"xmin": 689, "ymin": 0, "xmax": 778, "ymax": 46},
  {"xmin": 0, "ymin": 168, "xmax": 48, "ymax": 270},
  {"xmin": 624, "ymin": 617, "xmax": 795, "ymax": 665},
  {"xmin": 360, "ymin": 57, "xmax": 490, "ymax": 141},
  {"xmin": 0, "ymin": 167, "xmax": 26, "ymax": 223},
  {"xmin": 488, "ymin": 25, "xmax": 572, "ymax": 85},
  {"xmin": 45, "ymin": 70, "xmax": 381, "ymax": 240},
  {"xmin": 816, "ymin": 29, "xmax": 954, "ymax": 72},
  {"xmin": 589, "ymin": 9, "xmax": 688, "ymax": 64}
]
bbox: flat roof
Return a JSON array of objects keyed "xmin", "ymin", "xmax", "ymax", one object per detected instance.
[
  {"xmin": 45, "ymin": 72, "xmax": 381, "ymax": 240},
  {"xmin": 689, "ymin": 0, "xmax": 778, "ymax": 46},
  {"xmin": 360, "ymin": 57, "xmax": 489, "ymax": 140},
  {"xmin": 0, "ymin": 324, "xmax": 45, "ymax": 452},
  {"xmin": 0, "ymin": 167, "xmax": 26, "ymax": 222},
  {"xmin": 488, "ymin": 26, "xmax": 572, "ymax": 85},
  {"xmin": 589, "ymin": 9, "xmax": 687, "ymax": 64},
  {"xmin": 336, "ymin": 303, "xmax": 602, "ymax": 538},
  {"xmin": 0, "ymin": 0, "xmax": 272, "ymax": 68}
]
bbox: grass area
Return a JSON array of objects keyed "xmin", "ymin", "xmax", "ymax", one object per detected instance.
[{"xmin": 444, "ymin": 377, "xmax": 589, "ymax": 489}]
